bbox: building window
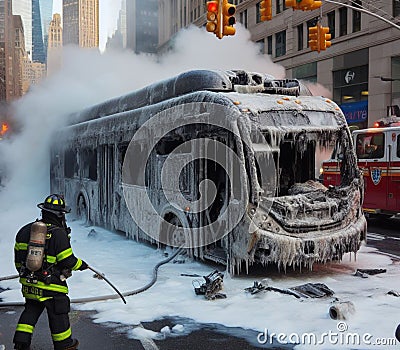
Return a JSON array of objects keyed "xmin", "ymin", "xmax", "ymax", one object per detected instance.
[
  {"xmin": 240, "ymin": 9, "xmax": 248, "ymax": 28},
  {"xmin": 276, "ymin": 0, "xmax": 282, "ymax": 14},
  {"xmin": 339, "ymin": 7, "xmax": 347, "ymax": 36},
  {"xmin": 392, "ymin": 56, "xmax": 400, "ymax": 106},
  {"xmin": 327, "ymin": 11, "xmax": 335, "ymax": 39},
  {"xmin": 292, "ymin": 62, "xmax": 317, "ymax": 83},
  {"xmin": 352, "ymin": 0, "xmax": 361, "ymax": 32},
  {"xmin": 297, "ymin": 24, "xmax": 303, "ymax": 51},
  {"xmin": 256, "ymin": 2, "xmax": 261, "ymax": 23},
  {"xmin": 267, "ymin": 35, "xmax": 272, "ymax": 55},
  {"xmin": 276, "ymin": 0, "xmax": 286, "ymax": 13},
  {"xmin": 306, "ymin": 18, "xmax": 318, "ymax": 48},
  {"xmin": 257, "ymin": 38, "xmax": 265, "ymax": 53},
  {"xmin": 275, "ymin": 30, "xmax": 286, "ymax": 57},
  {"xmin": 394, "ymin": 0, "xmax": 400, "ymax": 17}
]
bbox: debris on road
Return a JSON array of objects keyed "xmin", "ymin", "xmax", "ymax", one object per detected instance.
[
  {"xmin": 245, "ymin": 282, "xmax": 334, "ymax": 299},
  {"xmin": 244, "ymin": 281, "xmax": 268, "ymax": 295},
  {"xmin": 329, "ymin": 301, "xmax": 355, "ymax": 320},
  {"xmin": 354, "ymin": 268, "xmax": 387, "ymax": 278},
  {"xmin": 181, "ymin": 273, "xmax": 202, "ymax": 277},
  {"xmin": 387, "ymin": 290, "xmax": 400, "ymax": 297},
  {"xmin": 193, "ymin": 270, "xmax": 226, "ymax": 300}
]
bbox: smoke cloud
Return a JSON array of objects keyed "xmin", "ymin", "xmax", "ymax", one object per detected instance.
[{"xmin": 0, "ymin": 25, "xmax": 283, "ymax": 214}]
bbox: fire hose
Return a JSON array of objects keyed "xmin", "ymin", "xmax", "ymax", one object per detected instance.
[{"xmin": 0, "ymin": 247, "xmax": 184, "ymax": 307}]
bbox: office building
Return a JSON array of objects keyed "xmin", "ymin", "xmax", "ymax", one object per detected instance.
[
  {"xmin": 126, "ymin": 0, "xmax": 158, "ymax": 54},
  {"xmin": 63, "ymin": 0, "xmax": 99, "ymax": 48}
]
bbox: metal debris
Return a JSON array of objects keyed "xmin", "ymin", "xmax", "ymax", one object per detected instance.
[
  {"xmin": 329, "ymin": 301, "xmax": 355, "ymax": 320},
  {"xmin": 245, "ymin": 281, "xmax": 268, "ymax": 295},
  {"xmin": 290, "ymin": 283, "xmax": 334, "ymax": 298},
  {"xmin": 387, "ymin": 290, "xmax": 400, "ymax": 297},
  {"xmin": 181, "ymin": 273, "xmax": 202, "ymax": 277},
  {"xmin": 245, "ymin": 281, "xmax": 334, "ymax": 299},
  {"xmin": 354, "ymin": 268, "xmax": 387, "ymax": 278},
  {"xmin": 193, "ymin": 270, "xmax": 226, "ymax": 300}
]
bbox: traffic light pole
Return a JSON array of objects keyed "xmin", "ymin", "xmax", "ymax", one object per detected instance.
[
  {"xmin": 217, "ymin": 0, "xmax": 224, "ymax": 39},
  {"xmin": 324, "ymin": 0, "xmax": 400, "ymax": 31}
]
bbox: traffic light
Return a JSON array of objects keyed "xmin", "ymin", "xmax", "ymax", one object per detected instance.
[
  {"xmin": 285, "ymin": 0, "xmax": 321, "ymax": 10},
  {"xmin": 222, "ymin": 0, "xmax": 236, "ymax": 37},
  {"xmin": 308, "ymin": 24, "xmax": 332, "ymax": 53},
  {"xmin": 206, "ymin": 1, "xmax": 219, "ymax": 34},
  {"xmin": 319, "ymin": 26, "xmax": 331, "ymax": 51},
  {"xmin": 308, "ymin": 25, "xmax": 319, "ymax": 52},
  {"xmin": 260, "ymin": 0, "xmax": 272, "ymax": 21}
]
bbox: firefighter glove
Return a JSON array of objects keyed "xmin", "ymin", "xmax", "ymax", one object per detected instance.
[{"xmin": 79, "ymin": 260, "xmax": 89, "ymax": 271}]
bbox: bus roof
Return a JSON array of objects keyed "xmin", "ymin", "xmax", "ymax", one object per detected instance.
[{"xmin": 69, "ymin": 70, "xmax": 313, "ymax": 125}]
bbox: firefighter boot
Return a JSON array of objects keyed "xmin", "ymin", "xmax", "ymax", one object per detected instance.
[
  {"xmin": 14, "ymin": 342, "xmax": 31, "ymax": 350},
  {"xmin": 63, "ymin": 338, "xmax": 79, "ymax": 350}
]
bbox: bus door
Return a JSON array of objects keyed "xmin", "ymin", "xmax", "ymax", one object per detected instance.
[
  {"xmin": 387, "ymin": 130, "xmax": 400, "ymax": 212},
  {"xmin": 154, "ymin": 135, "xmax": 195, "ymax": 214},
  {"xmin": 200, "ymin": 135, "xmax": 229, "ymax": 247},
  {"xmin": 355, "ymin": 131, "xmax": 387, "ymax": 212}
]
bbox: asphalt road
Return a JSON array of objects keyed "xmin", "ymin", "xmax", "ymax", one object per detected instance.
[
  {"xmin": 1, "ymin": 217, "xmax": 399, "ymax": 350},
  {"xmin": 0, "ymin": 306, "xmax": 284, "ymax": 350},
  {"xmin": 366, "ymin": 216, "xmax": 400, "ymax": 257}
]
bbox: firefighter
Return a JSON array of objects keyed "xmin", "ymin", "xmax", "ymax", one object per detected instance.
[{"xmin": 13, "ymin": 194, "xmax": 88, "ymax": 350}]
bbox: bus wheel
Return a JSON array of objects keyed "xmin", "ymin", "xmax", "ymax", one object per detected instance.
[
  {"xmin": 77, "ymin": 195, "xmax": 88, "ymax": 223},
  {"xmin": 161, "ymin": 216, "xmax": 186, "ymax": 248}
]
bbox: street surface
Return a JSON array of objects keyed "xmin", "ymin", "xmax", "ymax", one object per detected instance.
[{"xmin": 1, "ymin": 217, "xmax": 399, "ymax": 350}]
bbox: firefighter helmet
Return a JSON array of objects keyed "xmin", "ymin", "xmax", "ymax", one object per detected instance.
[{"xmin": 37, "ymin": 194, "xmax": 71, "ymax": 213}]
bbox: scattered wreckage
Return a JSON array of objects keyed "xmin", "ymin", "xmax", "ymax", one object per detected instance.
[
  {"xmin": 191, "ymin": 266, "xmax": 394, "ymax": 322},
  {"xmin": 49, "ymin": 69, "xmax": 366, "ymax": 274}
]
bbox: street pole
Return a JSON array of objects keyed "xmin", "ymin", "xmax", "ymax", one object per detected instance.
[
  {"xmin": 323, "ymin": 0, "xmax": 400, "ymax": 31},
  {"xmin": 218, "ymin": 0, "xmax": 223, "ymax": 39}
]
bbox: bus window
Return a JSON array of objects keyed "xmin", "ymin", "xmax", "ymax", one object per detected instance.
[
  {"xmin": 81, "ymin": 149, "xmax": 97, "ymax": 181},
  {"xmin": 356, "ymin": 133, "xmax": 385, "ymax": 159},
  {"xmin": 118, "ymin": 142, "xmax": 129, "ymax": 173},
  {"xmin": 64, "ymin": 149, "xmax": 78, "ymax": 178},
  {"xmin": 155, "ymin": 136, "xmax": 191, "ymax": 155}
]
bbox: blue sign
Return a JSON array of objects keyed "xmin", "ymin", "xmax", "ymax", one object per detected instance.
[{"xmin": 340, "ymin": 101, "xmax": 368, "ymax": 124}]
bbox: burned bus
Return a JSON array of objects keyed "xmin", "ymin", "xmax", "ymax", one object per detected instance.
[{"xmin": 50, "ymin": 70, "xmax": 366, "ymax": 274}]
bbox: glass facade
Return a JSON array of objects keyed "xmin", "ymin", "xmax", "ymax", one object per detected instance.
[
  {"xmin": 32, "ymin": 0, "xmax": 44, "ymax": 62},
  {"xmin": 333, "ymin": 49, "xmax": 369, "ymax": 128},
  {"xmin": 31, "ymin": 0, "xmax": 52, "ymax": 63},
  {"xmin": 292, "ymin": 62, "xmax": 317, "ymax": 83},
  {"xmin": 39, "ymin": 0, "xmax": 53, "ymax": 60}
]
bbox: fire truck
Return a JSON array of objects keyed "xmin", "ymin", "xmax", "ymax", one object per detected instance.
[{"xmin": 322, "ymin": 106, "xmax": 400, "ymax": 218}]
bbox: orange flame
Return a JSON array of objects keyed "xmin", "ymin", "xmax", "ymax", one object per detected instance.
[{"xmin": 0, "ymin": 122, "xmax": 9, "ymax": 136}]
